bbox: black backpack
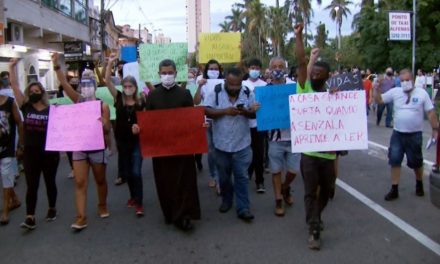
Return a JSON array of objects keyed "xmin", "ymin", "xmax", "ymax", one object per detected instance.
[{"xmin": 214, "ymin": 83, "xmax": 250, "ymax": 106}]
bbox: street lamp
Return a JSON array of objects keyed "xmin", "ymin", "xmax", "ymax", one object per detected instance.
[{"xmin": 334, "ymin": 6, "xmax": 341, "ymax": 50}]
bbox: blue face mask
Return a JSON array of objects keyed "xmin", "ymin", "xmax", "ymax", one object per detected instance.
[
  {"xmin": 249, "ymin": 70, "xmax": 260, "ymax": 79},
  {"xmin": 271, "ymin": 69, "xmax": 285, "ymax": 80}
]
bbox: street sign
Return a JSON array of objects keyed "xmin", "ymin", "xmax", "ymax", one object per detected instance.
[{"xmin": 389, "ymin": 12, "xmax": 411, "ymax": 41}]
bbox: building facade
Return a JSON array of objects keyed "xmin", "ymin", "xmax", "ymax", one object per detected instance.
[
  {"xmin": 0, "ymin": 0, "xmax": 91, "ymax": 91},
  {"xmin": 186, "ymin": 0, "xmax": 210, "ymax": 53}
]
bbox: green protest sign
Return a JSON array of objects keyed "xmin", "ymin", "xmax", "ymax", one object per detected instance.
[
  {"xmin": 186, "ymin": 84, "xmax": 197, "ymax": 98},
  {"xmin": 139, "ymin": 43, "xmax": 188, "ymax": 82},
  {"xmin": 49, "ymin": 97, "xmax": 73, "ymax": 105}
]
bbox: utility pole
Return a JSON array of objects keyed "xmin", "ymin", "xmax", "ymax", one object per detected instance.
[
  {"xmin": 100, "ymin": 0, "xmax": 105, "ymax": 62},
  {"xmin": 412, "ymin": 0, "xmax": 416, "ymax": 75}
]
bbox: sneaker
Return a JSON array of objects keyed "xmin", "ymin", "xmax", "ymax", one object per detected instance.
[
  {"xmin": 282, "ymin": 186, "xmax": 294, "ymax": 206},
  {"xmin": 127, "ymin": 199, "xmax": 136, "ymax": 208},
  {"xmin": 45, "ymin": 208, "xmax": 57, "ymax": 222},
  {"xmin": 67, "ymin": 171, "xmax": 74, "ymax": 179},
  {"xmin": 135, "ymin": 205, "xmax": 144, "ymax": 217},
  {"xmin": 114, "ymin": 177, "xmax": 125, "ymax": 186},
  {"xmin": 71, "ymin": 217, "xmax": 87, "ymax": 230},
  {"xmin": 238, "ymin": 211, "xmax": 254, "ymax": 222},
  {"xmin": 416, "ymin": 184, "xmax": 425, "ymax": 197},
  {"xmin": 98, "ymin": 205, "xmax": 110, "ymax": 218},
  {"xmin": 219, "ymin": 203, "xmax": 232, "ymax": 213},
  {"xmin": 256, "ymin": 184, "xmax": 266, "ymax": 194},
  {"xmin": 308, "ymin": 230, "xmax": 321, "ymax": 250},
  {"xmin": 384, "ymin": 189, "xmax": 399, "ymax": 201},
  {"xmin": 274, "ymin": 199, "xmax": 285, "ymax": 217},
  {"xmin": 20, "ymin": 217, "xmax": 36, "ymax": 230}
]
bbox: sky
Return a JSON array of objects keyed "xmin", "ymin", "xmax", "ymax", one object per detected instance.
[{"xmin": 107, "ymin": 0, "xmax": 361, "ymax": 42}]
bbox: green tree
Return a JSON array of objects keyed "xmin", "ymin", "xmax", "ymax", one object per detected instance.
[
  {"xmin": 226, "ymin": 8, "xmax": 245, "ymax": 32},
  {"xmin": 314, "ymin": 23, "xmax": 328, "ymax": 48},
  {"xmin": 219, "ymin": 21, "xmax": 231, "ymax": 32},
  {"xmin": 325, "ymin": 0, "xmax": 353, "ymax": 48}
]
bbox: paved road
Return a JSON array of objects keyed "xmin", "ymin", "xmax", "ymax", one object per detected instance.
[{"xmin": 1, "ymin": 118, "xmax": 440, "ymax": 263}]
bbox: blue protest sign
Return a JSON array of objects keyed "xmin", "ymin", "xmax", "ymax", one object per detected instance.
[{"xmin": 255, "ymin": 83, "xmax": 296, "ymax": 131}]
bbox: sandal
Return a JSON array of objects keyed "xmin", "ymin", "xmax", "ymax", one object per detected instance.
[
  {"xmin": 8, "ymin": 200, "xmax": 21, "ymax": 211},
  {"xmin": 0, "ymin": 215, "xmax": 9, "ymax": 225}
]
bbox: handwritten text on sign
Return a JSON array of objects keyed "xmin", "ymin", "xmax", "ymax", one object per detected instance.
[
  {"xmin": 325, "ymin": 72, "xmax": 363, "ymax": 91},
  {"xmin": 199, "ymin": 33, "xmax": 241, "ymax": 64},
  {"xmin": 137, "ymin": 107, "xmax": 208, "ymax": 157},
  {"xmin": 255, "ymin": 83, "xmax": 296, "ymax": 131},
  {"xmin": 289, "ymin": 91, "xmax": 368, "ymax": 153},
  {"xmin": 139, "ymin": 43, "xmax": 188, "ymax": 82},
  {"xmin": 389, "ymin": 12, "xmax": 411, "ymax": 41},
  {"xmin": 45, "ymin": 101, "xmax": 105, "ymax": 151}
]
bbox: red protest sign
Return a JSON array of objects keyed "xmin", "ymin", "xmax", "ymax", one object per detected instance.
[{"xmin": 136, "ymin": 106, "xmax": 208, "ymax": 157}]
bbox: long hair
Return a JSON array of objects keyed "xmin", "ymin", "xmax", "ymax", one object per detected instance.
[
  {"xmin": 24, "ymin": 82, "xmax": 49, "ymax": 106},
  {"xmin": 121, "ymin": 75, "xmax": 142, "ymax": 106},
  {"xmin": 203, "ymin": 59, "xmax": 224, "ymax": 79}
]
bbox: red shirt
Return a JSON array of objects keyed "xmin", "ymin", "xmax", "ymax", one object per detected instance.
[{"xmin": 363, "ymin": 79, "xmax": 372, "ymax": 103}]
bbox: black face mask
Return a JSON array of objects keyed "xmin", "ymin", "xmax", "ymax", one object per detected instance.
[
  {"xmin": 29, "ymin": 93, "xmax": 43, "ymax": 103},
  {"xmin": 1, "ymin": 79, "xmax": 9, "ymax": 88},
  {"xmin": 225, "ymin": 85, "xmax": 241, "ymax": 97},
  {"xmin": 310, "ymin": 78, "xmax": 327, "ymax": 91},
  {"xmin": 386, "ymin": 72, "xmax": 393, "ymax": 77}
]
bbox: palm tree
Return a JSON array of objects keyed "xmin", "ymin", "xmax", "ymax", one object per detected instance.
[
  {"xmin": 286, "ymin": 0, "xmax": 322, "ymax": 46},
  {"xmin": 267, "ymin": 0, "xmax": 290, "ymax": 56},
  {"xmin": 244, "ymin": 0, "xmax": 267, "ymax": 58},
  {"xmin": 219, "ymin": 21, "xmax": 231, "ymax": 32},
  {"xmin": 226, "ymin": 8, "xmax": 245, "ymax": 32},
  {"xmin": 325, "ymin": 0, "xmax": 353, "ymax": 48}
]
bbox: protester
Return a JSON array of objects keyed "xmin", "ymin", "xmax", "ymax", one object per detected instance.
[
  {"xmin": 295, "ymin": 23, "xmax": 337, "ymax": 250},
  {"xmin": 415, "ymin": 69, "xmax": 427, "ymax": 90},
  {"xmin": 0, "ymin": 69, "xmax": 23, "ymax": 225},
  {"xmin": 375, "ymin": 69, "xmax": 439, "ymax": 201},
  {"xmin": 53, "ymin": 53, "xmax": 111, "ymax": 230},
  {"xmin": 286, "ymin": 66, "xmax": 297, "ymax": 84},
  {"xmin": 376, "ymin": 67, "xmax": 395, "ymax": 127},
  {"xmin": 105, "ymin": 54, "xmax": 145, "ymax": 216},
  {"xmin": 9, "ymin": 59, "xmax": 60, "ymax": 230},
  {"xmin": 362, "ymin": 70, "xmax": 373, "ymax": 115},
  {"xmin": 242, "ymin": 58, "xmax": 267, "ymax": 194},
  {"xmin": 194, "ymin": 59, "xmax": 224, "ymax": 189},
  {"xmin": 205, "ymin": 67, "xmax": 257, "ymax": 222},
  {"xmin": 143, "ymin": 59, "xmax": 201, "ymax": 231}
]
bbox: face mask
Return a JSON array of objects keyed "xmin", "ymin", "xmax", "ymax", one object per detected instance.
[
  {"xmin": 1, "ymin": 79, "xmax": 9, "ymax": 88},
  {"xmin": 310, "ymin": 78, "xmax": 327, "ymax": 91},
  {"xmin": 207, "ymin": 70, "xmax": 220, "ymax": 79},
  {"xmin": 271, "ymin": 70, "xmax": 285, "ymax": 80},
  {"xmin": 249, "ymin": 70, "xmax": 260, "ymax": 79},
  {"xmin": 386, "ymin": 72, "xmax": 393, "ymax": 77},
  {"xmin": 161, "ymin": 74, "xmax": 175, "ymax": 89},
  {"xmin": 401, "ymin": 81, "xmax": 414, "ymax": 92},
  {"xmin": 225, "ymin": 85, "xmax": 241, "ymax": 97},
  {"xmin": 123, "ymin": 88, "xmax": 135, "ymax": 96},
  {"xmin": 29, "ymin": 93, "xmax": 43, "ymax": 103}
]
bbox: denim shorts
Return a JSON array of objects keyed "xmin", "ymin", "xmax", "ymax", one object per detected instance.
[
  {"xmin": 268, "ymin": 141, "xmax": 300, "ymax": 174},
  {"xmin": 0, "ymin": 157, "xmax": 14, "ymax": 188},
  {"xmin": 388, "ymin": 130, "xmax": 423, "ymax": 169},
  {"xmin": 72, "ymin": 150, "xmax": 108, "ymax": 165}
]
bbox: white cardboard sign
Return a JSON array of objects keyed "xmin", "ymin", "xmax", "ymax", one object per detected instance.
[{"xmin": 289, "ymin": 91, "xmax": 368, "ymax": 153}]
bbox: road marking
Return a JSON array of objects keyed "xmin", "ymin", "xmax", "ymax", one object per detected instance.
[
  {"xmin": 336, "ymin": 179, "xmax": 440, "ymax": 257},
  {"xmin": 368, "ymin": 140, "xmax": 435, "ymax": 166}
]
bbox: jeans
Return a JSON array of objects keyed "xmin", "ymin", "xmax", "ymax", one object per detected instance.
[
  {"xmin": 215, "ymin": 146, "xmax": 252, "ymax": 214},
  {"xmin": 377, "ymin": 102, "xmax": 393, "ymax": 126},
  {"xmin": 207, "ymin": 123, "xmax": 218, "ymax": 181},
  {"xmin": 118, "ymin": 141, "xmax": 143, "ymax": 205}
]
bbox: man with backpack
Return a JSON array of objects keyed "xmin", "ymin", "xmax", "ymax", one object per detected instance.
[{"xmin": 205, "ymin": 67, "xmax": 258, "ymax": 222}]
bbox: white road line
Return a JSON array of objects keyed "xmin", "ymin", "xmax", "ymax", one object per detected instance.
[
  {"xmin": 368, "ymin": 140, "xmax": 435, "ymax": 166},
  {"xmin": 336, "ymin": 179, "xmax": 440, "ymax": 257}
]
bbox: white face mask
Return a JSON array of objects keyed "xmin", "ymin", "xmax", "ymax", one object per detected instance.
[
  {"xmin": 401, "ymin": 81, "xmax": 414, "ymax": 92},
  {"xmin": 207, "ymin": 70, "xmax": 220, "ymax": 79},
  {"xmin": 123, "ymin": 88, "xmax": 135, "ymax": 96},
  {"xmin": 161, "ymin": 74, "xmax": 175, "ymax": 89}
]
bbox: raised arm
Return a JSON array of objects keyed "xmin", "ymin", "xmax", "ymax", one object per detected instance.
[
  {"xmin": 294, "ymin": 23, "xmax": 307, "ymax": 88},
  {"xmin": 8, "ymin": 59, "xmax": 25, "ymax": 107},
  {"xmin": 94, "ymin": 60, "xmax": 106, "ymax": 87},
  {"xmin": 193, "ymin": 78, "xmax": 207, "ymax": 105},
  {"xmin": 308, "ymin": 48, "xmax": 320, "ymax": 78},
  {"xmin": 104, "ymin": 54, "xmax": 119, "ymax": 99},
  {"xmin": 52, "ymin": 53, "xmax": 80, "ymax": 103}
]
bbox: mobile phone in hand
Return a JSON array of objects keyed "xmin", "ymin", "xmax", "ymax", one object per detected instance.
[{"xmin": 237, "ymin": 103, "xmax": 244, "ymax": 109}]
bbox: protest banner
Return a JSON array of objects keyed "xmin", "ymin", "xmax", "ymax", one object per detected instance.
[
  {"xmin": 139, "ymin": 43, "xmax": 188, "ymax": 82},
  {"xmin": 289, "ymin": 91, "xmax": 368, "ymax": 153},
  {"xmin": 136, "ymin": 107, "xmax": 208, "ymax": 157},
  {"xmin": 120, "ymin": 45, "xmax": 137, "ymax": 62},
  {"xmin": 388, "ymin": 12, "xmax": 411, "ymax": 41},
  {"xmin": 123, "ymin": 61, "xmax": 147, "ymax": 91},
  {"xmin": 255, "ymin": 83, "xmax": 296, "ymax": 131},
  {"xmin": 325, "ymin": 72, "xmax": 363, "ymax": 91},
  {"xmin": 95, "ymin": 86, "xmax": 122, "ymax": 120},
  {"xmin": 45, "ymin": 101, "xmax": 105, "ymax": 151},
  {"xmin": 186, "ymin": 84, "xmax": 197, "ymax": 98},
  {"xmin": 49, "ymin": 97, "xmax": 73, "ymax": 105},
  {"xmin": 199, "ymin": 32, "xmax": 241, "ymax": 64}
]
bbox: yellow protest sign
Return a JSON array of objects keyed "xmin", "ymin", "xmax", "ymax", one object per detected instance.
[{"xmin": 199, "ymin": 33, "xmax": 241, "ymax": 64}]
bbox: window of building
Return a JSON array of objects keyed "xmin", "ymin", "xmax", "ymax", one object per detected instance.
[
  {"xmin": 59, "ymin": 0, "xmax": 72, "ymax": 16},
  {"xmin": 41, "ymin": 0, "xmax": 88, "ymax": 25}
]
